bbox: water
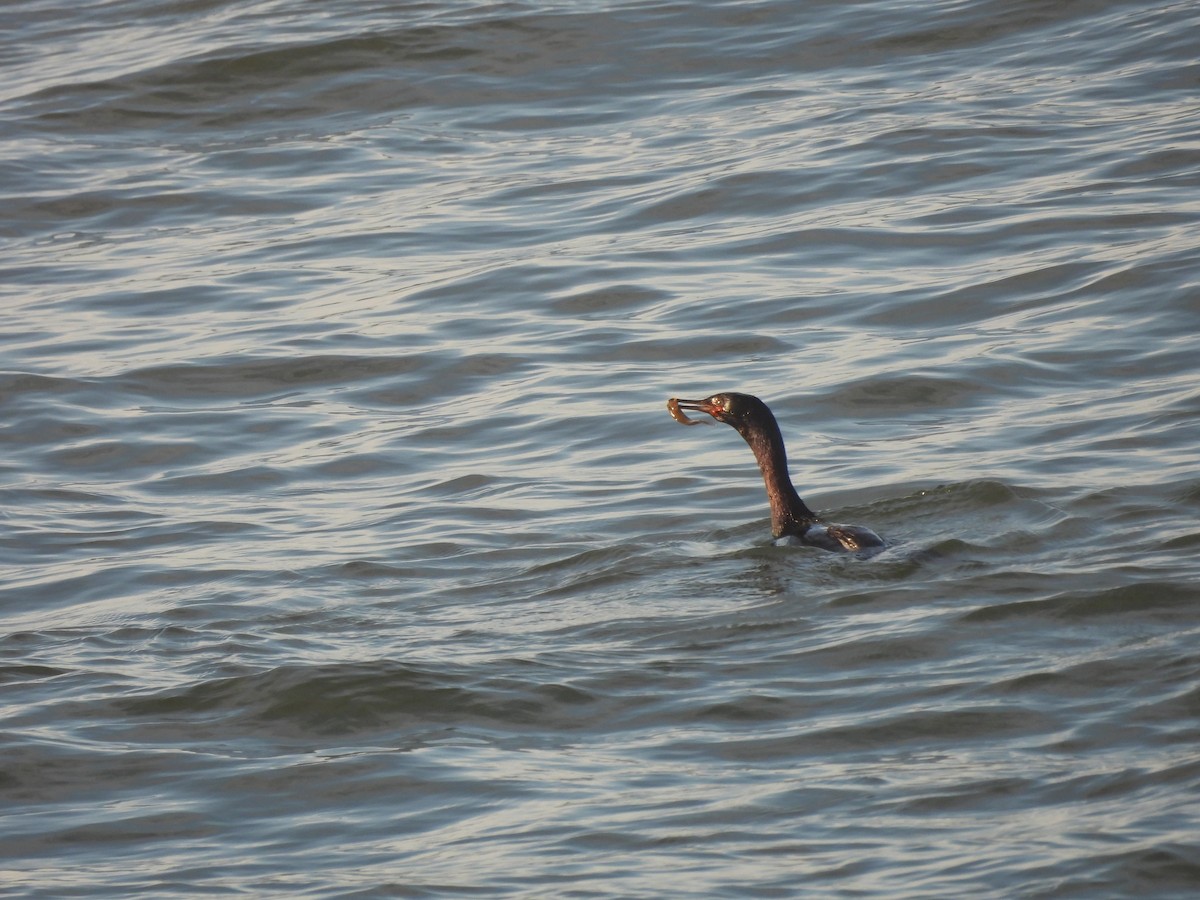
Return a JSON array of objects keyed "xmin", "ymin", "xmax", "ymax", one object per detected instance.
[{"xmin": 3, "ymin": 0, "xmax": 1200, "ymax": 895}]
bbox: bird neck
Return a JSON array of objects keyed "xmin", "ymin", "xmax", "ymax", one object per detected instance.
[{"xmin": 739, "ymin": 416, "xmax": 818, "ymax": 537}]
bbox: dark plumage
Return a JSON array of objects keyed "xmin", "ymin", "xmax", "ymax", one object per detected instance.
[{"xmin": 670, "ymin": 392, "xmax": 884, "ymax": 553}]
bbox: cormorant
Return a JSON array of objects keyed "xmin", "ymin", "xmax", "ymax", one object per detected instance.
[{"xmin": 669, "ymin": 392, "xmax": 884, "ymax": 553}]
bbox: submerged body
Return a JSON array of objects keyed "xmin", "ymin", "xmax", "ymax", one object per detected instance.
[{"xmin": 668, "ymin": 392, "xmax": 884, "ymax": 553}]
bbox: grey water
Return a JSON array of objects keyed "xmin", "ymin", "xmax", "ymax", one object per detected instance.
[{"xmin": 3, "ymin": 0, "xmax": 1200, "ymax": 896}]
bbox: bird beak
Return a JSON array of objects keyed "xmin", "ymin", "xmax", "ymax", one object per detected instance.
[{"xmin": 674, "ymin": 398, "xmax": 721, "ymax": 418}]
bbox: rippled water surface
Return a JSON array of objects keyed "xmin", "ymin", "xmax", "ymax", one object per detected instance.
[{"xmin": 3, "ymin": 0, "xmax": 1200, "ymax": 895}]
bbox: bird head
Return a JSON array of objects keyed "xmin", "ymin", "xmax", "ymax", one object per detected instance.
[{"xmin": 673, "ymin": 392, "xmax": 771, "ymax": 430}]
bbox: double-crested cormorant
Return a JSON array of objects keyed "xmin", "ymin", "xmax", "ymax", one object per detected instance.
[{"xmin": 669, "ymin": 392, "xmax": 885, "ymax": 553}]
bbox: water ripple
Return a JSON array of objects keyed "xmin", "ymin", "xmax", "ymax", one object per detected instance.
[{"xmin": 3, "ymin": 0, "xmax": 1200, "ymax": 895}]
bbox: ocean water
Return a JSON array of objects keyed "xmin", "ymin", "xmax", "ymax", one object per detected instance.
[{"xmin": 3, "ymin": 0, "xmax": 1200, "ymax": 895}]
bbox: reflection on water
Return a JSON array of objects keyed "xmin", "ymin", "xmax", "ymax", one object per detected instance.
[{"xmin": 2, "ymin": 0, "xmax": 1200, "ymax": 895}]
